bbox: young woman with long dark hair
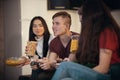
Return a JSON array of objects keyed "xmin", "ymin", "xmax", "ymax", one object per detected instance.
[
  {"xmin": 52, "ymin": 0, "xmax": 120, "ymax": 80},
  {"xmin": 19, "ymin": 16, "xmax": 53, "ymax": 80}
]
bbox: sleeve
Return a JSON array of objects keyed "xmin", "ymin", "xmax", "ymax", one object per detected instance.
[
  {"xmin": 49, "ymin": 38, "xmax": 59, "ymax": 53},
  {"xmin": 99, "ymin": 28, "xmax": 118, "ymax": 51}
]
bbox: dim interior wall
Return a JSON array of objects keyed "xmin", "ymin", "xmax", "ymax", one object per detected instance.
[
  {"xmin": 111, "ymin": 10, "xmax": 120, "ymax": 26},
  {"xmin": 4, "ymin": 0, "xmax": 22, "ymax": 80},
  {"xmin": 0, "ymin": 0, "xmax": 4, "ymax": 80}
]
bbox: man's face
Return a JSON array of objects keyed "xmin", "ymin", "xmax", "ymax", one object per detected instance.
[{"xmin": 52, "ymin": 16, "xmax": 68, "ymax": 36}]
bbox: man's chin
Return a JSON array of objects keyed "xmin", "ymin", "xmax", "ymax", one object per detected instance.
[
  {"xmin": 54, "ymin": 34, "xmax": 58, "ymax": 37},
  {"xmin": 54, "ymin": 33, "xmax": 59, "ymax": 37}
]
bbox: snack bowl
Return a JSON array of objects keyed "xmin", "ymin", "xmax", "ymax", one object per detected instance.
[{"xmin": 5, "ymin": 57, "xmax": 26, "ymax": 66}]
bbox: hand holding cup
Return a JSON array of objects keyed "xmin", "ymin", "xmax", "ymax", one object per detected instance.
[{"xmin": 25, "ymin": 41, "xmax": 37, "ymax": 57}]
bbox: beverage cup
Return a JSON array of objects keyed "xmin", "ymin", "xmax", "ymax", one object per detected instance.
[
  {"xmin": 70, "ymin": 35, "xmax": 79, "ymax": 53},
  {"xmin": 26, "ymin": 41, "xmax": 37, "ymax": 57}
]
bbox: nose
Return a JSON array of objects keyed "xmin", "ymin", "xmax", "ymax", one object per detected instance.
[{"xmin": 36, "ymin": 25, "xmax": 41, "ymax": 29}]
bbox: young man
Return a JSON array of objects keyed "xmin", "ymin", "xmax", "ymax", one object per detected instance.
[
  {"xmin": 39, "ymin": 11, "xmax": 79, "ymax": 70},
  {"xmin": 37, "ymin": 11, "xmax": 79, "ymax": 80}
]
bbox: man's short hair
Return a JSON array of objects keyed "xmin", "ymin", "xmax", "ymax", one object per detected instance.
[{"xmin": 52, "ymin": 11, "xmax": 71, "ymax": 26}]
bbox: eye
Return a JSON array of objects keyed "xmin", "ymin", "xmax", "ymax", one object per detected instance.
[
  {"xmin": 33, "ymin": 24, "xmax": 37, "ymax": 28},
  {"xmin": 56, "ymin": 22, "xmax": 59, "ymax": 25},
  {"xmin": 52, "ymin": 22, "xmax": 54, "ymax": 25},
  {"xmin": 38, "ymin": 24, "xmax": 43, "ymax": 27}
]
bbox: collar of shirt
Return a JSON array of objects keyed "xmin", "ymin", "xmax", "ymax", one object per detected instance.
[
  {"xmin": 35, "ymin": 36, "xmax": 43, "ymax": 41},
  {"xmin": 35, "ymin": 36, "xmax": 44, "ymax": 58}
]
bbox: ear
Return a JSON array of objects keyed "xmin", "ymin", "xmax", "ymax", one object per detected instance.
[{"xmin": 65, "ymin": 23, "xmax": 70, "ymax": 29}]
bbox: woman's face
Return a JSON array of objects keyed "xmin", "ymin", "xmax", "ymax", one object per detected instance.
[{"xmin": 32, "ymin": 19, "xmax": 45, "ymax": 38}]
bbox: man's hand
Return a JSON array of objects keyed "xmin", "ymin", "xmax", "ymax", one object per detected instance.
[{"xmin": 39, "ymin": 58, "xmax": 51, "ymax": 70}]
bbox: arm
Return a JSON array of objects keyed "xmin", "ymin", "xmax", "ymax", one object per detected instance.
[
  {"xmin": 48, "ymin": 52, "xmax": 58, "ymax": 62},
  {"xmin": 68, "ymin": 53, "xmax": 77, "ymax": 62},
  {"xmin": 93, "ymin": 28, "xmax": 118, "ymax": 74},
  {"xmin": 93, "ymin": 49, "xmax": 112, "ymax": 74}
]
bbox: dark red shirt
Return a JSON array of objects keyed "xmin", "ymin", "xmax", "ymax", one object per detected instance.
[
  {"xmin": 99, "ymin": 28, "xmax": 120, "ymax": 64},
  {"xmin": 50, "ymin": 32, "xmax": 79, "ymax": 59}
]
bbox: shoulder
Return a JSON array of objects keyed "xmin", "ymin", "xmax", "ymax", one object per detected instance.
[
  {"xmin": 99, "ymin": 27, "xmax": 119, "ymax": 50},
  {"xmin": 48, "ymin": 34, "xmax": 54, "ymax": 44},
  {"xmin": 50, "ymin": 36, "xmax": 59, "ymax": 43},
  {"xmin": 50, "ymin": 36, "xmax": 61, "ymax": 46},
  {"xmin": 100, "ymin": 27, "xmax": 118, "ymax": 43},
  {"xmin": 49, "ymin": 34, "xmax": 54, "ymax": 40},
  {"xmin": 101, "ymin": 28, "xmax": 117, "ymax": 37}
]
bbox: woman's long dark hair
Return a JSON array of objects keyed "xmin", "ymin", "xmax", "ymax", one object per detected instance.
[
  {"xmin": 76, "ymin": 0, "xmax": 120, "ymax": 64},
  {"xmin": 29, "ymin": 16, "xmax": 50, "ymax": 57}
]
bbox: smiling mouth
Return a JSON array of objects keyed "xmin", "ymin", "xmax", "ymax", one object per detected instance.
[
  {"xmin": 35, "ymin": 31, "xmax": 40, "ymax": 33},
  {"xmin": 54, "ymin": 30, "xmax": 58, "ymax": 33}
]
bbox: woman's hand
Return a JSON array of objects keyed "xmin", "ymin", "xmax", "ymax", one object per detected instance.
[
  {"xmin": 16, "ymin": 56, "xmax": 30, "ymax": 67},
  {"xmin": 25, "ymin": 46, "xmax": 29, "ymax": 56}
]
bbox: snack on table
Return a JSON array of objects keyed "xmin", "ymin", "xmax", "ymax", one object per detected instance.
[{"xmin": 5, "ymin": 57, "xmax": 26, "ymax": 66}]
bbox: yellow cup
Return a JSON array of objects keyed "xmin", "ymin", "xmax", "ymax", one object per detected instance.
[{"xmin": 70, "ymin": 35, "xmax": 79, "ymax": 53}]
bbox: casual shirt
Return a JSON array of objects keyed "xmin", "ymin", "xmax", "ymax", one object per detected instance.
[
  {"xmin": 99, "ymin": 28, "xmax": 120, "ymax": 64},
  {"xmin": 36, "ymin": 35, "xmax": 53, "ymax": 58},
  {"xmin": 49, "ymin": 32, "xmax": 79, "ymax": 59}
]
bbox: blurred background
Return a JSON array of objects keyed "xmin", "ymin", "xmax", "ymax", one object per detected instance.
[{"xmin": 0, "ymin": 0, "xmax": 120, "ymax": 80}]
